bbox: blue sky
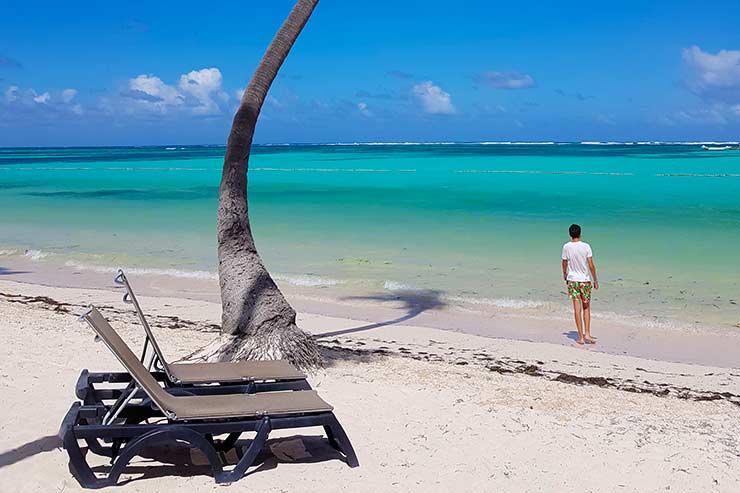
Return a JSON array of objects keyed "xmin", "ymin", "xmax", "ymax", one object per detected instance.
[{"xmin": 2, "ymin": 0, "xmax": 740, "ymax": 146}]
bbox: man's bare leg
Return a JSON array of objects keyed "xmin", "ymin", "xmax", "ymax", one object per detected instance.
[
  {"xmin": 572, "ymin": 298, "xmax": 584, "ymax": 344},
  {"xmin": 583, "ymin": 300, "xmax": 596, "ymax": 344}
]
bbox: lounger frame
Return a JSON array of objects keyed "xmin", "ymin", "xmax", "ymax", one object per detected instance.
[
  {"xmin": 71, "ymin": 269, "xmax": 308, "ymax": 415},
  {"xmin": 61, "ymin": 306, "xmax": 358, "ymax": 488},
  {"xmin": 60, "ymin": 401, "xmax": 358, "ymax": 488}
]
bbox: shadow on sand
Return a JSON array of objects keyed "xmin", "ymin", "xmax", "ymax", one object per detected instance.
[
  {"xmin": 562, "ymin": 330, "xmax": 581, "ymax": 342},
  {"xmin": 314, "ymin": 289, "xmax": 446, "ymax": 339},
  {"xmin": 88, "ymin": 434, "xmax": 345, "ymax": 486},
  {"xmin": 0, "ymin": 435, "xmax": 60, "ymax": 470},
  {"xmin": 0, "ymin": 267, "xmax": 31, "ymax": 276}
]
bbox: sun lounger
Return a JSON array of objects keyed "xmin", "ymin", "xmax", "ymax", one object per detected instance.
[
  {"xmin": 80, "ymin": 270, "xmax": 309, "ymax": 412},
  {"xmin": 106, "ymin": 269, "xmax": 306, "ymax": 386},
  {"xmin": 60, "ymin": 306, "xmax": 358, "ymax": 488}
]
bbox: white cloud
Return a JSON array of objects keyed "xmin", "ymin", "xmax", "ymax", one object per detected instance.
[
  {"xmin": 178, "ymin": 68, "xmax": 227, "ymax": 115},
  {"xmin": 121, "ymin": 68, "xmax": 228, "ymax": 116},
  {"xmin": 357, "ymin": 101, "xmax": 371, "ymax": 116},
  {"xmin": 4, "ymin": 85, "xmax": 19, "ymax": 102},
  {"xmin": 61, "ymin": 88, "xmax": 77, "ymax": 103},
  {"xmin": 477, "ymin": 71, "xmax": 535, "ymax": 90},
  {"xmin": 234, "ymin": 87, "xmax": 245, "ymax": 100},
  {"xmin": 127, "ymin": 74, "xmax": 183, "ymax": 110},
  {"xmin": 596, "ymin": 114, "xmax": 616, "ymax": 125},
  {"xmin": 266, "ymin": 95, "xmax": 282, "ymax": 108},
  {"xmin": 683, "ymin": 46, "xmax": 740, "ymax": 88},
  {"xmin": 661, "ymin": 106, "xmax": 728, "ymax": 126},
  {"xmin": 33, "ymin": 91, "xmax": 50, "ymax": 104},
  {"xmin": 668, "ymin": 46, "xmax": 740, "ymax": 125},
  {"xmin": 682, "ymin": 46, "xmax": 740, "ymax": 103},
  {"xmin": 412, "ymin": 81, "xmax": 455, "ymax": 114},
  {"xmin": 2, "ymin": 85, "xmax": 83, "ymax": 116}
]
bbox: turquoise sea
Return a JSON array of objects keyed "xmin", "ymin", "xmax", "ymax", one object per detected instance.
[{"xmin": 1, "ymin": 143, "xmax": 739, "ymax": 330}]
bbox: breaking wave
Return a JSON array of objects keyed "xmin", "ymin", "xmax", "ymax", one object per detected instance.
[
  {"xmin": 63, "ymin": 260, "xmax": 218, "ymax": 280},
  {"xmin": 274, "ymin": 274, "xmax": 343, "ymax": 287}
]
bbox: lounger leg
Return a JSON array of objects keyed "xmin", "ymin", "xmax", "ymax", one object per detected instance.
[
  {"xmin": 323, "ymin": 415, "xmax": 359, "ymax": 468},
  {"xmin": 110, "ymin": 439, "xmax": 123, "ymax": 463},
  {"xmin": 107, "ymin": 427, "xmax": 226, "ymax": 485},
  {"xmin": 218, "ymin": 417, "xmax": 272, "ymax": 483},
  {"xmin": 323, "ymin": 424, "xmax": 341, "ymax": 450},
  {"xmin": 216, "ymin": 432, "xmax": 242, "ymax": 452},
  {"xmin": 63, "ymin": 427, "xmax": 112, "ymax": 489},
  {"xmin": 204, "ymin": 431, "xmax": 242, "ymax": 452},
  {"xmin": 84, "ymin": 437, "xmax": 113, "ymax": 458}
]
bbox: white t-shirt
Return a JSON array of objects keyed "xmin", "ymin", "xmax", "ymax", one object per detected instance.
[{"xmin": 562, "ymin": 241, "xmax": 593, "ymax": 282}]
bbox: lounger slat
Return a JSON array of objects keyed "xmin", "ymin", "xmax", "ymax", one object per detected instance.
[
  {"xmin": 168, "ymin": 360, "xmax": 305, "ymax": 384},
  {"xmin": 143, "ymin": 391, "xmax": 331, "ymax": 421}
]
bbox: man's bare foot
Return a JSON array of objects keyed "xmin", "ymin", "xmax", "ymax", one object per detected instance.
[
  {"xmin": 584, "ymin": 336, "xmax": 596, "ymax": 344},
  {"xmin": 576, "ymin": 338, "xmax": 585, "ymax": 345}
]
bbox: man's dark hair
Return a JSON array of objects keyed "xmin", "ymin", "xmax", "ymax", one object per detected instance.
[{"xmin": 569, "ymin": 224, "xmax": 581, "ymax": 238}]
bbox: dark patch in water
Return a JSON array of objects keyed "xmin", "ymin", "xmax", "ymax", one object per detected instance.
[{"xmin": 25, "ymin": 186, "xmax": 219, "ymax": 201}]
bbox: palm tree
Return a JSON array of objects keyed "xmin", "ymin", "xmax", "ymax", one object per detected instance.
[{"xmin": 200, "ymin": 0, "xmax": 322, "ymax": 369}]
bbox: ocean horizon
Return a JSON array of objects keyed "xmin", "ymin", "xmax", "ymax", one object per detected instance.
[{"xmin": 4, "ymin": 140, "xmax": 740, "ymax": 148}]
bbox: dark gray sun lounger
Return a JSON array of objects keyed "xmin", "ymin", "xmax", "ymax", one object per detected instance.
[
  {"xmin": 60, "ymin": 306, "xmax": 358, "ymax": 489},
  {"xmin": 78, "ymin": 270, "xmax": 309, "ymax": 407},
  {"xmin": 102, "ymin": 269, "xmax": 306, "ymax": 386}
]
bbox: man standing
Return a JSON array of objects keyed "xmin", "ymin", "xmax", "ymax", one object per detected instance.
[{"xmin": 561, "ymin": 224, "xmax": 598, "ymax": 345}]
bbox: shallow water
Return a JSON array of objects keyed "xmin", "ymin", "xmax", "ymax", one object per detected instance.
[{"xmin": 1, "ymin": 143, "xmax": 738, "ymax": 330}]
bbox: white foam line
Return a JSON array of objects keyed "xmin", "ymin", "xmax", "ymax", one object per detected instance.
[
  {"xmin": 446, "ymin": 295, "xmax": 546, "ymax": 309},
  {"xmin": 24, "ymin": 249, "xmax": 52, "ymax": 261},
  {"xmin": 251, "ymin": 168, "xmax": 413, "ymax": 173},
  {"xmin": 274, "ymin": 274, "xmax": 343, "ymax": 287},
  {"xmin": 656, "ymin": 173, "xmax": 740, "ymax": 177},
  {"xmin": 0, "ymin": 167, "xmax": 208, "ymax": 171},
  {"xmin": 456, "ymin": 170, "xmax": 634, "ymax": 176},
  {"xmin": 382, "ymin": 281, "xmax": 434, "ymax": 294},
  {"xmin": 63, "ymin": 260, "xmax": 218, "ymax": 280},
  {"xmin": 62, "ymin": 260, "xmax": 344, "ymax": 286}
]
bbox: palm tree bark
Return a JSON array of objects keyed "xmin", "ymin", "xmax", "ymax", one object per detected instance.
[{"xmin": 199, "ymin": 0, "xmax": 321, "ymax": 369}]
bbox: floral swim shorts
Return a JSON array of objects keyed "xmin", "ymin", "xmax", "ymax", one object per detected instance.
[{"xmin": 567, "ymin": 281, "xmax": 592, "ymax": 302}]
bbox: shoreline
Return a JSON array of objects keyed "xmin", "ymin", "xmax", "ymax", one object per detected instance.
[{"xmin": 1, "ymin": 252, "xmax": 739, "ymax": 370}]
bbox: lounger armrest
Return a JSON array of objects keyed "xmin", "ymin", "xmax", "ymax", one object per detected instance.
[
  {"xmin": 75, "ymin": 369, "xmax": 90, "ymax": 402},
  {"xmin": 80, "ymin": 371, "xmax": 168, "ymax": 385},
  {"xmin": 59, "ymin": 402, "xmax": 81, "ymax": 442}
]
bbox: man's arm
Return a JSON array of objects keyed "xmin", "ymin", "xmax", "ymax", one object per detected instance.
[
  {"xmin": 588, "ymin": 257, "xmax": 599, "ymax": 289},
  {"xmin": 562, "ymin": 259, "xmax": 568, "ymax": 281}
]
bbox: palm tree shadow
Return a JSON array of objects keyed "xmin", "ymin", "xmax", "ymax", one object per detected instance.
[{"xmin": 314, "ymin": 289, "xmax": 446, "ymax": 339}]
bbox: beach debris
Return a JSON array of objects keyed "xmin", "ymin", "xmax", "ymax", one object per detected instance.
[
  {"xmin": 0, "ymin": 292, "xmax": 74, "ymax": 313},
  {"xmin": 313, "ymin": 333, "xmax": 740, "ymax": 407}
]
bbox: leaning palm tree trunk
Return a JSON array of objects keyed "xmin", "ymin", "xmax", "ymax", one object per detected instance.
[{"xmin": 194, "ymin": 0, "xmax": 322, "ymax": 369}]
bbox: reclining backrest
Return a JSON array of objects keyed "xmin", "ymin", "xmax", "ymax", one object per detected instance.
[{"xmin": 83, "ymin": 306, "xmax": 178, "ymax": 417}]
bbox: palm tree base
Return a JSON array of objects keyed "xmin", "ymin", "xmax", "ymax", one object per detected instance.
[{"xmin": 186, "ymin": 323, "xmax": 323, "ymax": 371}]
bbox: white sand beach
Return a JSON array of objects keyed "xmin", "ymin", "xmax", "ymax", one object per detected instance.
[{"xmin": 0, "ymin": 278, "xmax": 738, "ymax": 492}]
